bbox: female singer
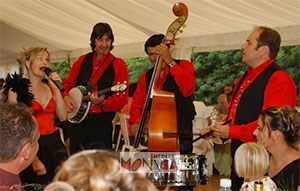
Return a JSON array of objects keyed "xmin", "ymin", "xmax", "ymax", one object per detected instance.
[{"xmin": 6, "ymin": 47, "xmax": 68, "ymax": 190}]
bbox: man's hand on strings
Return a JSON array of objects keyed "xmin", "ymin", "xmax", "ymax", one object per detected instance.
[
  {"xmin": 90, "ymin": 93, "xmax": 105, "ymax": 106},
  {"xmin": 64, "ymin": 95, "xmax": 76, "ymax": 112}
]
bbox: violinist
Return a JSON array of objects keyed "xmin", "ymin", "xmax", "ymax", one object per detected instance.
[{"xmin": 129, "ymin": 34, "xmax": 196, "ymax": 155}]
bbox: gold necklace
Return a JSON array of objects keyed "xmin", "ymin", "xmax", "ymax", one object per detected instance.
[{"xmin": 270, "ymin": 157, "xmax": 288, "ymax": 171}]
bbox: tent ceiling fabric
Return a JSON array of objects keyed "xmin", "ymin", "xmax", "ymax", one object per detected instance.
[{"xmin": 0, "ymin": 0, "xmax": 300, "ymax": 68}]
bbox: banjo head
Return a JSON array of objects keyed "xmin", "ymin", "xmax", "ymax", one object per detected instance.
[{"xmin": 67, "ymin": 86, "xmax": 91, "ymax": 124}]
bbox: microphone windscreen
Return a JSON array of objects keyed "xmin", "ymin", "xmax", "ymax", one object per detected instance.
[{"xmin": 44, "ymin": 67, "xmax": 52, "ymax": 76}]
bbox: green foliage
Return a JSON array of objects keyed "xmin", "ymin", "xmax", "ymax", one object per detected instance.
[
  {"xmin": 276, "ymin": 46, "xmax": 300, "ymax": 97},
  {"xmin": 49, "ymin": 57, "xmax": 152, "ymax": 82},
  {"xmin": 50, "ymin": 61, "xmax": 70, "ymax": 80},
  {"xmin": 192, "ymin": 45, "xmax": 300, "ymax": 106},
  {"xmin": 124, "ymin": 57, "xmax": 152, "ymax": 83},
  {"xmin": 192, "ymin": 49, "xmax": 246, "ymax": 105}
]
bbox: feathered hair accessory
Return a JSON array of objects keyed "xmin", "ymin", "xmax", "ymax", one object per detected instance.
[{"xmin": 4, "ymin": 72, "xmax": 34, "ymax": 107}]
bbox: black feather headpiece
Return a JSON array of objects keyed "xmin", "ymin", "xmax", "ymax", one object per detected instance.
[{"xmin": 4, "ymin": 73, "xmax": 34, "ymax": 107}]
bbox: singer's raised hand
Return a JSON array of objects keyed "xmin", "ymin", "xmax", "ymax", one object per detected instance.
[
  {"xmin": 47, "ymin": 72, "xmax": 62, "ymax": 92},
  {"xmin": 44, "ymin": 67, "xmax": 65, "ymax": 92}
]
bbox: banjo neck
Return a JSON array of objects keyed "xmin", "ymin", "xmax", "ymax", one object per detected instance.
[{"xmin": 82, "ymin": 87, "xmax": 113, "ymax": 102}]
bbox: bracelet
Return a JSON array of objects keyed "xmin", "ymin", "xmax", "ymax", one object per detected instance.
[{"xmin": 168, "ymin": 61, "xmax": 176, "ymax": 68}]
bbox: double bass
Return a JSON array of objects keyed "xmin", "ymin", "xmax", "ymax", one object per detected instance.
[{"xmin": 133, "ymin": 3, "xmax": 188, "ymax": 152}]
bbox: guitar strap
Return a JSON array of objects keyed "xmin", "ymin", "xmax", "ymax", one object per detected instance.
[{"xmin": 86, "ymin": 53, "xmax": 115, "ymax": 92}]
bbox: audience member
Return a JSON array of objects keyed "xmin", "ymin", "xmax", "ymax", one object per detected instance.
[
  {"xmin": 0, "ymin": 103, "xmax": 40, "ymax": 191},
  {"xmin": 192, "ymin": 100, "xmax": 214, "ymax": 176},
  {"xmin": 62, "ymin": 22, "xmax": 128, "ymax": 154},
  {"xmin": 0, "ymin": 78, "xmax": 5, "ymax": 102},
  {"xmin": 212, "ymin": 83, "xmax": 234, "ymax": 176},
  {"xmin": 235, "ymin": 142, "xmax": 277, "ymax": 191},
  {"xmin": 254, "ymin": 106, "xmax": 300, "ymax": 191},
  {"xmin": 210, "ymin": 26, "xmax": 297, "ymax": 190},
  {"xmin": 5, "ymin": 47, "xmax": 68, "ymax": 190},
  {"xmin": 214, "ymin": 83, "xmax": 234, "ymax": 120},
  {"xmin": 44, "ymin": 150, "xmax": 158, "ymax": 191}
]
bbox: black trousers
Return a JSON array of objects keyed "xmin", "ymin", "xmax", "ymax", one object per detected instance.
[
  {"xmin": 69, "ymin": 113, "xmax": 113, "ymax": 154},
  {"xmin": 178, "ymin": 119, "xmax": 194, "ymax": 191}
]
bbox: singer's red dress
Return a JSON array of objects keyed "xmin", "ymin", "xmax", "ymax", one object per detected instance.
[
  {"xmin": 31, "ymin": 96, "xmax": 56, "ymax": 135},
  {"xmin": 19, "ymin": 87, "xmax": 68, "ymax": 188}
]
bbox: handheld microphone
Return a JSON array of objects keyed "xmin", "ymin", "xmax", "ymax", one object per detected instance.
[{"xmin": 44, "ymin": 68, "xmax": 65, "ymax": 92}]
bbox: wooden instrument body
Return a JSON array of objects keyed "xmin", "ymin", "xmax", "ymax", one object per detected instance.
[
  {"xmin": 148, "ymin": 89, "xmax": 177, "ymax": 152},
  {"xmin": 147, "ymin": 3, "xmax": 188, "ymax": 152}
]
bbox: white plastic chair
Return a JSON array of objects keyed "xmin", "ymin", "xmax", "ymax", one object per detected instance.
[
  {"xmin": 111, "ymin": 112, "xmax": 121, "ymax": 150},
  {"xmin": 115, "ymin": 113, "xmax": 130, "ymax": 151},
  {"xmin": 115, "ymin": 113, "xmax": 147, "ymax": 152}
]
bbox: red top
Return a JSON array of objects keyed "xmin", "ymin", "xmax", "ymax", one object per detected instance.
[
  {"xmin": 0, "ymin": 168, "xmax": 23, "ymax": 191},
  {"xmin": 129, "ymin": 60, "xmax": 195, "ymax": 125},
  {"xmin": 62, "ymin": 52, "xmax": 128, "ymax": 113},
  {"xmin": 31, "ymin": 89, "xmax": 56, "ymax": 135},
  {"xmin": 227, "ymin": 58, "xmax": 297, "ymax": 142}
]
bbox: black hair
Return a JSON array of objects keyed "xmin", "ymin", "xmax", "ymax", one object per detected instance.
[
  {"xmin": 144, "ymin": 34, "xmax": 165, "ymax": 54},
  {"xmin": 90, "ymin": 23, "xmax": 114, "ymax": 51}
]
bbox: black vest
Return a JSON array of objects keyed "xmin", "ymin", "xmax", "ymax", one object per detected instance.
[
  {"xmin": 233, "ymin": 62, "xmax": 281, "ymax": 125},
  {"xmin": 76, "ymin": 52, "xmax": 116, "ymax": 120}
]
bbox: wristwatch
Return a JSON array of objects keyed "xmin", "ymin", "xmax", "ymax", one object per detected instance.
[{"xmin": 168, "ymin": 61, "xmax": 176, "ymax": 68}]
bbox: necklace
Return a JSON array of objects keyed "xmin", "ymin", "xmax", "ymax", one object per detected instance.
[{"xmin": 269, "ymin": 157, "xmax": 288, "ymax": 177}]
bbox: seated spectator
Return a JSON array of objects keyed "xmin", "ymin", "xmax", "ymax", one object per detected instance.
[
  {"xmin": 214, "ymin": 83, "xmax": 234, "ymax": 120},
  {"xmin": 192, "ymin": 100, "xmax": 214, "ymax": 176},
  {"xmin": 44, "ymin": 149, "xmax": 158, "ymax": 191},
  {"xmin": 0, "ymin": 78, "xmax": 5, "ymax": 102},
  {"xmin": 212, "ymin": 83, "xmax": 234, "ymax": 176},
  {"xmin": 253, "ymin": 106, "xmax": 300, "ymax": 191},
  {"xmin": 235, "ymin": 142, "xmax": 277, "ymax": 191},
  {"xmin": 0, "ymin": 103, "xmax": 40, "ymax": 191}
]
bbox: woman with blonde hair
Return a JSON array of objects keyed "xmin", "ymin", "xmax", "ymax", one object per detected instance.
[
  {"xmin": 44, "ymin": 149, "xmax": 158, "ymax": 191},
  {"xmin": 5, "ymin": 47, "xmax": 68, "ymax": 190},
  {"xmin": 235, "ymin": 142, "xmax": 277, "ymax": 191}
]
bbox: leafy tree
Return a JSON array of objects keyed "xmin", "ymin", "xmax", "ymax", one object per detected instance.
[
  {"xmin": 124, "ymin": 57, "xmax": 152, "ymax": 83},
  {"xmin": 50, "ymin": 61, "xmax": 70, "ymax": 80}
]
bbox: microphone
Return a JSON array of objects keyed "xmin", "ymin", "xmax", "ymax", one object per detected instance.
[{"xmin": 44, "ymin": 68, "xmax": 65, "ymax": 92}]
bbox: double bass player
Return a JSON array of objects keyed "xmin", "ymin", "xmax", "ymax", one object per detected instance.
[{"xmin": 129, "ymin": 33, "xmax": 196, "ymax": 155}]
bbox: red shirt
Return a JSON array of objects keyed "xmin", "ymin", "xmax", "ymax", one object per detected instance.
[
  {"xmin": 62, "ymin": 52, "xmax": 128, "ymax": 113},
  {"xmin": 227, "ymin": 58, "xmax": 297, "ymax": 142},
  {"xmin": 0, "ymin": 168, "xmax": 23, "ymax": 191},
  {"xmin": 129, "ymin": 60, "xmax": 195, "ymax": 125}
]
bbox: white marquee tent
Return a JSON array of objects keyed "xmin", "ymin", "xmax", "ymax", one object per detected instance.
[{"xmin": 1, "ymin": 0, "xmax": 300, "ymax": 78}]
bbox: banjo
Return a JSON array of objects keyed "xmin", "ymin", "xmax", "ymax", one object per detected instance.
[{"xmin": 67, "ymin": 82, "xmax": 127, "ymax": 124}]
